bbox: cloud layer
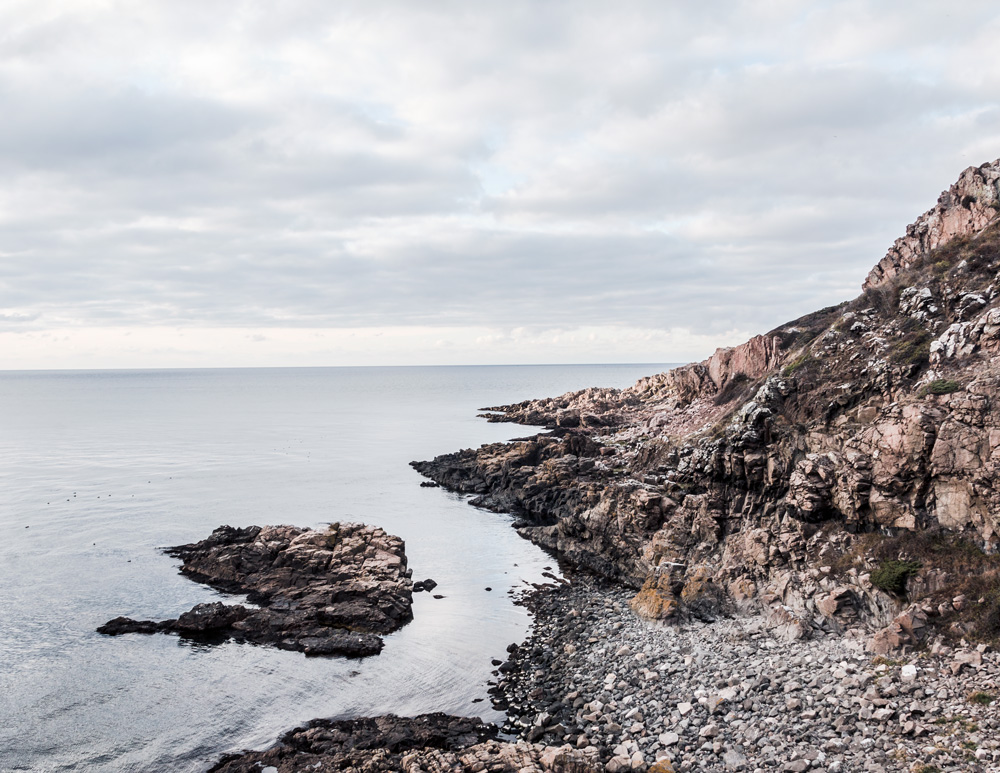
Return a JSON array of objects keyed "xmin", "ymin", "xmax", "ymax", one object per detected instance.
[{"xmin": 1, "ymin": 1, "xmax": 999, "ymax": 366}]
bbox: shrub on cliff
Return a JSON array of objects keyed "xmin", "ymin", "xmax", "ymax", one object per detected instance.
[
  {"xmin": 920, "ymin": 379, "xmax": 961, "ymax": 396},
  {"xmin": 713, "ymin": 373, "xmax": 750, "ymax": 405},
  {"xmin": 870, "ymin": 560, "xmax": 921, "ymax": 596},
  {"xmin": 782, "ymin": 352, "xmax": 814, "ymax": 376},
  {"xmin": 889, "ymin": 322, "xmax": 932, "ymax": 367}
]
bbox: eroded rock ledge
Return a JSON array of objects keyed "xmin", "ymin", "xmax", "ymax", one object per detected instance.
[
  {"xmin": 207, "ymin": 713, "xmax": 603, "ymax": 773},
  {"xmin": 98, "ymin": 522, "xmax": 413, "ymax": 658}
]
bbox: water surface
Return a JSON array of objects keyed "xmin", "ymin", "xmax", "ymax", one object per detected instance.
[{"xmin": 0, "ymin": 364, "xmax": 671, "ymax": 772}]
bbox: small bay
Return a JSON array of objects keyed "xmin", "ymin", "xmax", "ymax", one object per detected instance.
[{"xmin": 0, "ymin": 364, "xmax": 668, "ymax": 772}]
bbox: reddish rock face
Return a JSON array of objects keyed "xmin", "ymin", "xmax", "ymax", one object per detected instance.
[
  {"xmin": 705, "ymin": 334, "xmax": 784, "ymax": 390},
  {"xmin": 865, "ymin": 160, "xmax": 1000, "ymax": 290}
]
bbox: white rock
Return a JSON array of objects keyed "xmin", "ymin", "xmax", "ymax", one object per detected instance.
[{"xmin": 698, "ymin": 723, "xmax": 720, "ymax": 738}]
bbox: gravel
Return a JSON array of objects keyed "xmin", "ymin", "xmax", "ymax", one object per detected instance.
[{"xmin": 490, "ymin": 573, "xmax": 1000, "ymax": 772}]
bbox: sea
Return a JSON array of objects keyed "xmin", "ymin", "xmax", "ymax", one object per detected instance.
[{"xmin": 0, "ymin": 364, "xmax": 672, "ymax": 772}]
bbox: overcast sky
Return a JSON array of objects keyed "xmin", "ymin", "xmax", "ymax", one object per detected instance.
[{"xmin": 1, "ymin": 1, "xmax": 998, "ymax": 369}]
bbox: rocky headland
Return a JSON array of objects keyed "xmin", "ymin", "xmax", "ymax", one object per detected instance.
[
  {"xmin": 99, "ymin": 522, "xmax": 413, "ymax": 658},
  {"xmin": 415, "ymin": 160, "xmax": 1000, "ymax": 653},
  {"xmin": 404, "ymin": 160, "xmax": 1000, "ymax": 771}
]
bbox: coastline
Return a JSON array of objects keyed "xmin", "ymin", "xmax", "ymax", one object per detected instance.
[
  {"xmin": 397, "ymin": 161, "xmax": 1000, "ymax": 772},
  {"xmin": 1, "ymin": 364, "xmax": 671, "ymax": 772}
]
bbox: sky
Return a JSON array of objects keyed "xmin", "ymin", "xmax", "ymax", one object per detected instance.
[{"xmin": 1, "ymin": 1, "xmax": 999, "ymax": 369}]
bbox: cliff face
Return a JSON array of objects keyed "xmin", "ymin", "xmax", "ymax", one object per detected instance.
[
  {"xmin": 864, "ymin": 161, "xmax": 1000, "ymax": 290},
  {"xmin": 414, "ymin": 159, "xmax": 1000, "ymax": 652}
]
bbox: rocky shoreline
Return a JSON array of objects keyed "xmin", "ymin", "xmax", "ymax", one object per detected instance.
[
  {"xmin": 204, "ymin": 565, "xmax": 1000, "ymax": 772},
  {"xmin": 113, "ymin": 161, "xmax": 1000, "ymax": 772},
  {"xmin": 411, "ymin": 160, "xmax": 1000, "ymax": 659},
  {"xmin": 393, "ymin": 160, "xmax": 1000, "ymax": 772},
  {"xmin": 490, "ymin": 571, "xmax": 1000, "ymax": 772},
  {"xmin": 206, "ymin": 712, "xmax": 603, "ymax": 772}
]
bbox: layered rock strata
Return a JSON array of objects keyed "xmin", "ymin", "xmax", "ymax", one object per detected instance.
[
  {"xmin": 98, "ymin": 522, "xmax": 412, "ymax": 658},
  {"xmin": 414, "ymin": 159, "xmax": 1000, "ymax": 652}
]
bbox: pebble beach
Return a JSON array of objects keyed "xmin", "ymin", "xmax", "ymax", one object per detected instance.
[{"xmin": 491, "ymin": 573, "xmax": 1000, "ymax": 773}]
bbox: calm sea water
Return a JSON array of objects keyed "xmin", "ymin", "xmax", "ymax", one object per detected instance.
[{"xmin": 0, "ymin": 364, "xmax": 670, "ymax": 772}]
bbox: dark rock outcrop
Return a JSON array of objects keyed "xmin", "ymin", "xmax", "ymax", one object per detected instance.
[
  {"xmin": 98, "ymin": 522, "xmax": 413, "ymax": 658},
  {"xmin": 208, "ymin": 713, "xmax": 603, "ymax": 772}
]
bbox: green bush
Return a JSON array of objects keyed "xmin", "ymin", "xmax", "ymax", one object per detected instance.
[
  {"xmin": 921, "ymin": 379, "xmax": 961, "ymax": 396},
  {"xmin": 782, "ymin": 352, "xmax": 814, "ymax": 376},
  {"xmin": 890, "ymin": 331, "xmax": 931, "ymax": 366},
  {"xmin": 968, "ymin": 691, "xmax": 994, "ymax": 706},
  {"xmin": 870, "ymin": 559, "xmax": 921, "ymax": 596}
]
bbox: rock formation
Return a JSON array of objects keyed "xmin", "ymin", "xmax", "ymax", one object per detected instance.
[
  {"xmin": 98, "ymin": 522, "xmax": 413, "ymax": 658},
  {"xmin": 865, "ymin": 161, "xmax": 1000, "ymax": 289},
  {"xmin": 415, "ymin": 159, "xmax": 1000, "ymax": 654},
  {"xmin": 208, "ymin": 713, "xmax": 603, "ymax": 773}
]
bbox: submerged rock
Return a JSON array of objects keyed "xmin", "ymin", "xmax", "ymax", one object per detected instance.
[{"xmin": 98, "ymin": 522, "xmax": 412, "ymax": 658}]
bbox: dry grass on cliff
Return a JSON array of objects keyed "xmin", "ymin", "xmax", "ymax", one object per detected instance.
[
  {"xmin": 767, "ymin": 303, "xmax": 846, "ymax": 352},
  {"xmin": 713, "ymin": 373, "xmax": 752, "ymax": 405},
  {"xmin": 861, "ymin": 530, "xmax": 1000, "ymax": 575},
  {"xmin": 928, "ymin": 220, "xmax": 1000, "ymax": 278},
  {"xmin": 842, "ymin": 221, "xmax": 1000, "ymax": 333},
  {"xmin": 833, "ymin": 530, "xmax": 1000, "ymax": 642},
  {"xmin": 850, "ymin": 280, "xmax": 902, "ymax": 318}
]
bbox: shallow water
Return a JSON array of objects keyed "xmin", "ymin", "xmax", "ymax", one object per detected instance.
[{"xmin": 0, "ymin": 364, "xmax": 671, "ymax": 772}]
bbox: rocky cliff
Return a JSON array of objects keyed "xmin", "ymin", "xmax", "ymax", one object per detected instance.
[
  {"xmin": 865, "ymin": 162, "xmax": 1000, "ymax": 290},
  {"xmin": 414, "ymin": 159, "xmax": 1000, "ymax": 653}
]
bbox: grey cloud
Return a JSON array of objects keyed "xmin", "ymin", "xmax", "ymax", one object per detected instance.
[
  {"xmin": 0, "ymin": 1, "xmax": 998, "ymax": 359},
  {"xmin": 0, "ymin": 82, "xmax": 250, "ymax": 168}
]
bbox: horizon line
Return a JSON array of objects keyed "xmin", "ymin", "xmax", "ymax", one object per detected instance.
[{"xmin": 0, "ymin": 361, "xmax": 687, "ymax": 375}]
